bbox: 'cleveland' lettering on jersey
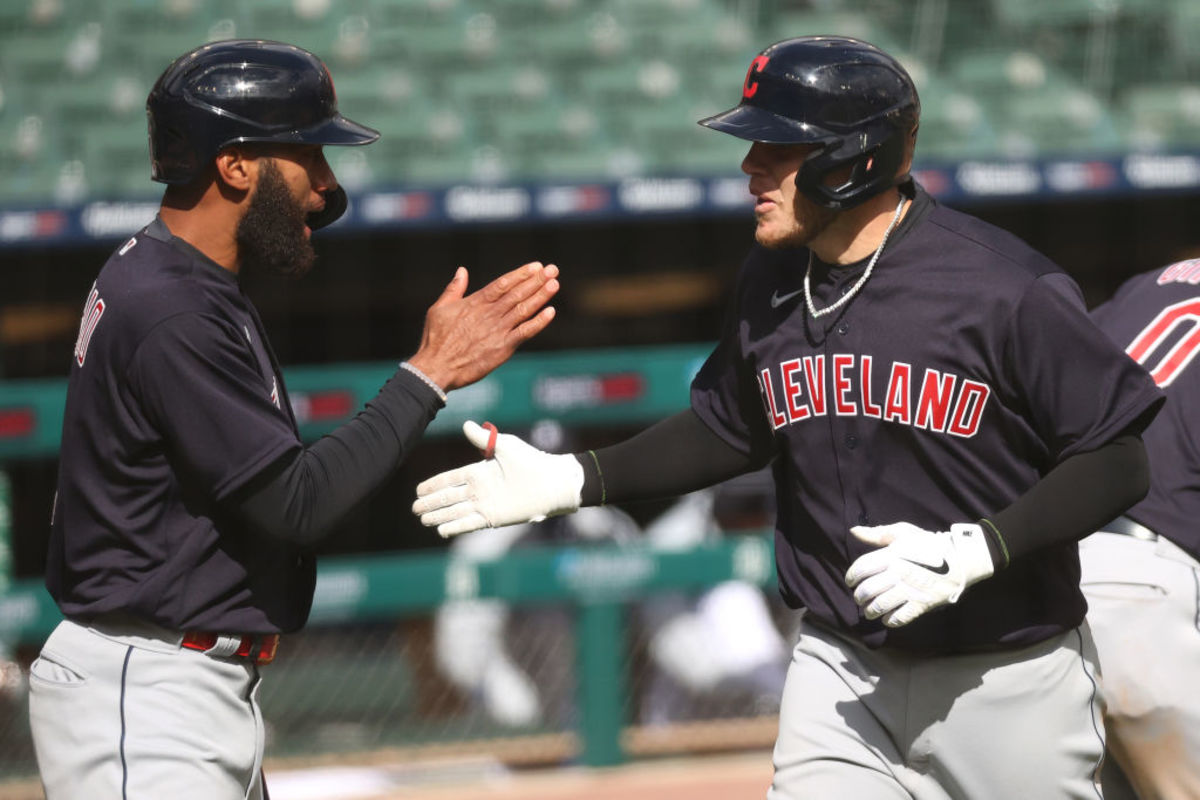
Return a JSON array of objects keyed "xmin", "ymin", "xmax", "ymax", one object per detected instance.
[{"xmin": 756, "ymin": 354, "xmax": 992, "ymax": 438}]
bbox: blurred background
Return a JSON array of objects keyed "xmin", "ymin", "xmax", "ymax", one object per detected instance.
[{"xmin": 2, "ymin": 0, "xmax": 1200, "ymax": 795}]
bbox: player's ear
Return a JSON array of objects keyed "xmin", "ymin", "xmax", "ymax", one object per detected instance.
[{"xmin": 214, "ymin": 146, "xmax": 254, "ymax": 193}]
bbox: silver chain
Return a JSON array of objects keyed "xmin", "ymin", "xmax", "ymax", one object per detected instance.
[{"xmin": 804, "ymin": 197, "xmax": 907, "ymax": 319}]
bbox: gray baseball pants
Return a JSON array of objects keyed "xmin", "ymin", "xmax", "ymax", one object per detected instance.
[
  {"xmin": 1081, "ymin": 530, "xmax": 1200, "ymax": 800},
  {"xmin": 28, "ymin": 617, "xmax": 267, "ymax": 800},
  {"xmin": 768, "ymin": 615, "xmax": 1105, "ymax": 799}
]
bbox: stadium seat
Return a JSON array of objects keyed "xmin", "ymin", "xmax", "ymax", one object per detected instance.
[
  {"xmin": 1120, "ymin": 83, "xmax": 1200, "ymax": 150},
  {"xmin": 912, "ymin": 79, "xmax": 999, "ymax": 161},
  {"xmin": 442, "ymin": 63, "xmax": 555, "ymax": 112},
  {"xmin": 770, "ymin": 9, "xmax": 900, "ymax": 52},
  {"xmin": 75, "ymin": 119, "xmax": 158, "ymax": 199},
  {"xmin": 0, "ymin": 0, "xmax": 1192, "ymax": 203},
  {"xmin": 995, "ymin": 83, "xmax": 1123, "ymax": 156}
]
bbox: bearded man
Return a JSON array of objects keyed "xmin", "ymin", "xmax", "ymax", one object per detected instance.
[{"xmin": 28, "ymin": 40, "xmax": 560, "ymax": 800}]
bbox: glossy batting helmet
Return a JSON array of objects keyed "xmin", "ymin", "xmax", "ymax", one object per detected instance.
[
  {"xmin": 146, "ymin": 39, "xmax": 379, "ymax": 225},
  {"xmin": 700, "ymin": 36, "xmax": 919, "ymax": 210}
]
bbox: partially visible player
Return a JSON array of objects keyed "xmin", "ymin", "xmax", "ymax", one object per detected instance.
[
  {"xmin": 434, "ymin": 471, "xmax": 789, "ymax": 729},
  {"xmin": 414, "ymin": 36, "xmax": 1164, "ymax": 798},
  {"xmin": 28, "ymin": 40, "xmax": 558, "ymax": 800},
  {"xmin": 1081, "ymin": 258, "xmax": 1200, "ymax": 800}
]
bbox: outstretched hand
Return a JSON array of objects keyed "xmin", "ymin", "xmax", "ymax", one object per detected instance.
[
  {"xmin": 412, "ymin": 421, "xmax": 583, "ymax": 538},
  {"xmin": 407, "ymin": 262, "xmax": 559, "ymax": 392}
]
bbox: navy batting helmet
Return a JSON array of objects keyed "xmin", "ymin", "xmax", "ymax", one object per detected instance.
[
  {"xmin": 146, "ymin": 39, "xmax": 379, "ymax": 194},
  {"xmin": 700, "ymin": 36, "xmax": 919, "ymax": 210}
]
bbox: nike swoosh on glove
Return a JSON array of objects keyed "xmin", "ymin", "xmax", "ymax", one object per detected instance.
[
  {"xmin": 843, "ymin": 521, "xmax": 994, "ymax": 628},
  {"xmin": 412, "ymin": 421, "xmax": 583, "ymax": 537}
]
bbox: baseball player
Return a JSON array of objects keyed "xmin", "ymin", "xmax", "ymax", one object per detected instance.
[
  {"xmin": 413, "ymin": 37, "xmax": 1164, "ymax": 799},
  {"xmin": 28, "ymin": 40, "xmax": 558, "ymax": 800},
  {"xmin": 1080, "ymin": 258, "xmax": 1200, "ymax": 799}
]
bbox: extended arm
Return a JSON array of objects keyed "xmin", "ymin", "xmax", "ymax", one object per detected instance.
[
  {"xmin": 576, "ymin": 409, "xmax": 765, "ymax": 506},
  {"xmin": 233, "ymin": 368, "xmax": 439, "ymax": 546}
]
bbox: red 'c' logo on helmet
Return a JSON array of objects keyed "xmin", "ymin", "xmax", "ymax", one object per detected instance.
[{"xmin": 743, "ymin": 55, "xmax": 769, "ymax": 99}]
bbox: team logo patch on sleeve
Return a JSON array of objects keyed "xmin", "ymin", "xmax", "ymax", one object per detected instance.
[
  {"xmin": 73, "ymin": 283, "xmax": 106, "ymax": 367},
  {"xmin": 270, "ymin": 376, "xmax": 281, "ymax": 410}
]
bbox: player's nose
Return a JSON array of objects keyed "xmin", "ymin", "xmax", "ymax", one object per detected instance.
[
  {"xmin": 311, "ymin": 148, "xmax": 337, "ymax": 193},
  {"xmin": 741, "ymin": 142, "xmax": 768, "ymax": 177}
]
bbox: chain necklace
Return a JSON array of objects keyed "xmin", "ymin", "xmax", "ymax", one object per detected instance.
[{"xmin": 804, "ymin": 197, "xmax": 906, "ymax": 319}]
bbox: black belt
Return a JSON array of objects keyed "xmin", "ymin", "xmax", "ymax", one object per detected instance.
[{"xmin": 1103, "ymin": 515, "xmax": 1158, "ymax": 541}]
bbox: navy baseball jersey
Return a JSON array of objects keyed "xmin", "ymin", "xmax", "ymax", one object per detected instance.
[
  {"xmin": 49, "ymin": 218, "xmax": 313, "ymax": 634},
  {"xmin": 1091, "ymin": 260, "xmax": 1200, "ymax": 561},
  {"xmin": 692, "ymin": 183, "xmax": 1162, "ymax": 651}
]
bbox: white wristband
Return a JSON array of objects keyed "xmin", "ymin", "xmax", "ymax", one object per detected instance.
[{"xmin": 399, "ymin": 361, "xmax": 447, "ymax": 403}]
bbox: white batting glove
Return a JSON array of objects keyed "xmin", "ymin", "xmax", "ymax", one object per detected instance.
[
  {"xmin": 412, "ymin": 421, "xmax": 583, "ymax": 538},
  {"xmin": 844, "ymin": 521, "xmax": 994, "ymax": 628}
]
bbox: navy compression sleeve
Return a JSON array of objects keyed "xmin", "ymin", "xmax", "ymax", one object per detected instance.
[
  {"xmin": 232, "ymin": 368, "xmax": 442, "ymax": 546},
  {"xmin": 573, "ymin": 409, "xmax": 765, "ymax": 506},
  {"xmin": 981, "ymin": 433, "xmax": 1149, "ymax": 568}
]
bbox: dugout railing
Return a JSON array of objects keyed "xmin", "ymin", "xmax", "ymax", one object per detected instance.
[
  {"xmin": 0, "ymin": 533, "xmax": 780, "ymax": 782},
  {"xmin": 0, "ymin": 343, "xmax": 790, "ymax": 784}
]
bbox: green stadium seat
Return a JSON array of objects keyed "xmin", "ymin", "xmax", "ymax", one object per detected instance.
[
  {"xmin": 74, "ymin": 119, "xmax": 157, "ymax": 198},
  {"xmin": 470, "ymin": 0, "xmax": 581, "ymax": 25},
  {"xmin": 519, "ymin": 145, "xmax": 622, "ymax": 181},
  {"xmin": 0, "ymin": 158, "xmax": 62, "ymax": 206},
  {"xmin": 1166, "ymin": 0, "xmax": 1200, "ymax": 73},
  {"xmin": 1119, "ymin": 83, "xmax": 1200, "ymax": 150},
  {"xmin": 993, "ymin": 84, "xmax": 1123, "ymax": 156},
  {"xmin": 0, "ymin": 27, "xmax": 75, "ymax": 82},
  {"xmin": 400, "ymin": 143, "xmax": 483, "ymax": 185},
  {"xmin": 606, "ymin": 0, "xmax": 718, "ymax": 25},
  {"xmin": 686, "ymin": 56, "xmax": 755, "ymax": 111},
  {"xmin": 507, "ymin": 13, "xmax": 632, "ymax": 68},
  {"xmin": 41, "ymin": 74, "xmax": 144, "ymax": 123},
  {"xmin": 575, "ymin": 59, "xmax": 686, "ymax": 111},
  {"xmin": 442, "ymin": 63, "xmax": 555, "ymax": 112},
  {"xmin": 653, "ymin": 9, "xmax": 756, "ymax": 62},
  {"xmin": 615, "ymin": 98, "xmax": 745, "ymax": 176},
  {"xmin": 99, "ymin": 0, "xmax": 216, "ymax": 34},
  {"xmin": 367, "ymin": 0, "xmax": 463, "ymax": 29},
  {"xmin": 489, "ymin": 102, "xmax": 597, "ymax": 151},
  {"xmin": 1, "ymin": 0, "xmax": 1191, "ymax": 203},
  {"xmin": 913, "ymin": 86, "xmax": 999, "ymax": 161},
  {"xmin": 769, "ymin": 10, "xmax": 899, "ymax": 52},
  {"xmin": 366, "ymin": 102, "xmax": 475, "ymax": 173},
  {"xmin": 0, "ymin": 112, "xmax": 54, "ymax": 169},
  {"xmin": 330, "ymin": 66, "xmax": 429, "ymax": 122}
]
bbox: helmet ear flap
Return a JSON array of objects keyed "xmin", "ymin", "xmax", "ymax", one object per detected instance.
[
  {"xmin": 306, "ymin": 186, "xmax": 347, "ymax": 230},
  {"xmin": 795, "ymin": 132, "xmax": 909, "ymax": 210}
]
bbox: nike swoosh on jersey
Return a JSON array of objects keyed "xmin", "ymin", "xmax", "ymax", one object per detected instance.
[
  {"xmin": 771, "ymin": 288, "xmax": 804, "ymax": 308},
  {"xmin": 902, "ymin": 557, "xmax": 951, "ymax": 575}
]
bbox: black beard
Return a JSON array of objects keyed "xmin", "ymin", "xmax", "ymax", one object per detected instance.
[{"xmin": 235, "ymin": 160, "xmax": 315, "ymax": 278}]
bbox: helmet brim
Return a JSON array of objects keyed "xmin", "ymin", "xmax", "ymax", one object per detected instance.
[
  {"xmin": 303, "ymin": 113, "xmax": 381, "ymax": 146},
  {"xmin": 698, "ymin": 104, "xmax": 831, "ymax": 144}
]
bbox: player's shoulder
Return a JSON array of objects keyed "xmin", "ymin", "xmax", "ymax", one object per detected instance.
[
  {"xmin": 1118, "ymin": 258, "xmax": 1200, "ymax": 298},
  {"xmin": 1094, "ymin": 258, "xmax": 1200, "ymax": 320},
  {"xmin": 94, "ymin": 219, "xmax": 239, "ymax": 325},
  {"xmin": 921, "ymin": 201, "xmax": 1062, "ymax": 281}
]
